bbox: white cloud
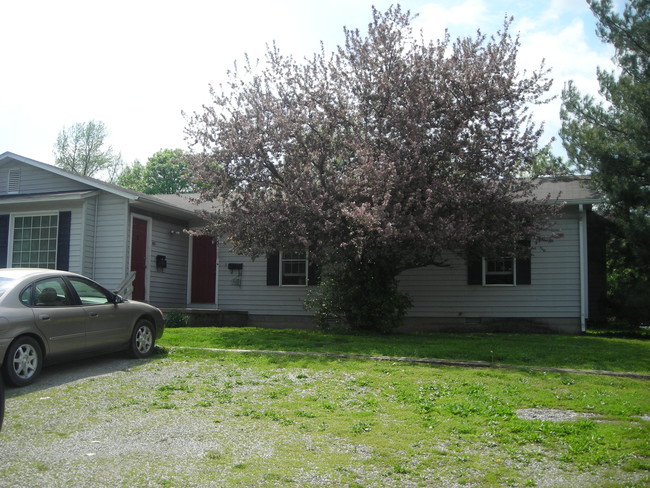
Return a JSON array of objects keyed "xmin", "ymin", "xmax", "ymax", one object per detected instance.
[
  {"xmin": 0, "ymin": 0, "xmax": 621, "ymax": 165},
  {"xmin": 515, "ymin": 12, "xmax": 616, "ymax": 154},
  {"xmin": 417, "ymin": 0, "xmax": 492, "ymax": 39}
]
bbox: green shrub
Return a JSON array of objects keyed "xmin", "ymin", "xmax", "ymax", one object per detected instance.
[
  {"xmin": 305, "ymin": 260, "xmax": 411, "ymax": 334},
  {"xmin": 164, "ymin": 310, "xmax": 189, "ymax": 328}
]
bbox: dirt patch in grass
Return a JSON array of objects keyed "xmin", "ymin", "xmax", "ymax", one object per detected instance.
[{"xmin": 516, "ymin": 408, "xmax": 600, "ymax": 422}]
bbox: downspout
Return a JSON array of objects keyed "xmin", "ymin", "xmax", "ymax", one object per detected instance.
[
  {"xmin": 214, "ymin": 239, "xmax": 219, "ymax": 310},
  {"xmin": 186, "ymin": 235, "xmax": 193, "ymax": 307},
  {"xmin": 578, "ymin": 204, "xmax": 588, "ymax": 332}
]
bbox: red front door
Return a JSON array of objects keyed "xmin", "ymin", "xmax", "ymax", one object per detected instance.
[
  {"xmin": 130, "ymin": 218, "xmax": 148, "ymax": 301},
  {"xmin": 191, "ymin": 235, "xmax": 217, "ymax": 304}
]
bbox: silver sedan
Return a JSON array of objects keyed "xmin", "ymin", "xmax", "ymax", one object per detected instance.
[{"xmin": 0, "ymin": 268, "xmax": 164, "ymax": 387}]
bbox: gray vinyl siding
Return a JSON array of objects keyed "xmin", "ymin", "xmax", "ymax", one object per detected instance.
[
  {"xmin": 148, "ymin": 219, "xmax": 189, "ymax": 308},
  {"xmin": 81, "ymin": 196, "xmax": 98, "ymax": 278},
  {"xmin": 93, "ymin": 193, "xmax": 129, "ymax": 290},
  {"xmin": 66, "ymin": 205, "xmax": 83, "ymax": 274},
  {"xmin": 0, "ymin": 161, "xmax": 94, "ymax": 195},
  {"xmin": 399, "ymin": 216, "xmax": 580, "ymax": 318},
  {"xmin": 217, "ymin": 213, "xmax": 581, "ymax": 319},
  {"xmin": 218, "ymin": 249, "xmax": 309, "ymax": 315}
]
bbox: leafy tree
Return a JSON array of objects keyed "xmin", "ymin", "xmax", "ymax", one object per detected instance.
[
  {"xmin": 53, "ymin": 120, "xmax": 122, "ymax": 181},
  {"xmin": 186, "ymin": 6, "xmax": 558, "ymax": 332},
  {"xmin": 560, "ymin": 0, "xmax": 649, "ymax": 325},
  {"xmin": 118, "ymin": 149, "xmax": 192, "ymax": 194},
  {"xmin": 116, "ymin": 160, "xmax": 147, "ymax": 192},
  {"xmin": 528, "ymin": 145, "xmax": 572, "ymax": 178}
]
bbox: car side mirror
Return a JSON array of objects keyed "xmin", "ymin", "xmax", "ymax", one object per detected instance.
[{"xmin": 112, "ymin": 293, "xmax": 124, "ymax": 304}]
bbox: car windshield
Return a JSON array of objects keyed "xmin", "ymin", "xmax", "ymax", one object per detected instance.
[{"xmin": 0, "ymin": 277, "xmax": 17, "ymax": 297}]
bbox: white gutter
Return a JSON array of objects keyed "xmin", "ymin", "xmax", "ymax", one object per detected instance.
[
  {"xmin": 578, "ymin": 204, "xmax": 589, "ymax": 332},
  {"xmin": 0, "ymin": 190, "xmax": 99, "ymax": 205}
]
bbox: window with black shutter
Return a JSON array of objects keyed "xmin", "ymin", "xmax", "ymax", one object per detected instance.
[{"xmin": 467, "ymin": 241, "xmax": 531, "ymax": 286}]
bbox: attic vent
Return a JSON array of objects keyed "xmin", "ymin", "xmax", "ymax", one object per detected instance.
[{"xmin": 8, "ymin": 169, "xmax": 20, "ymax": 194}]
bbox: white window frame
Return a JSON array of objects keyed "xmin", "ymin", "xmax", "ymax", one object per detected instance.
[
  {"xmin": 280, "ymin": 249, "xmax": 309, "ymax": 286},
  {"xmin": 483, "ymin": 257, "xmax": 516, "ymax": 287},
  {"xmin": 8, "ymin": 212, "xmax": 59, "ymax": 269}
]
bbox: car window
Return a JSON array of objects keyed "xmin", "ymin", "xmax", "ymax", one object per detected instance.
[
  {"xmin": 19, "ymin": 285, "xmax": 32, "ymax": 306},
  {"xmin": 67, "ymin": 278, "xmax": 112, "ymax": 306},
  {"xmin": 34, "ymin": 278, "xmax": 73, "ymax": 307}
]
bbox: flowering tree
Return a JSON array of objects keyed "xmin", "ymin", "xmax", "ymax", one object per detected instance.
[{"xmin": 186, "ymin": 6, "xmax": 558, "ymax": 332}]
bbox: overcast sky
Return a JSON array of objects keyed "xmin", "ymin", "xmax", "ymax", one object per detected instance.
[{"xmin": 1, "ymin": 0, "xmax": 618, "ymax": 167}]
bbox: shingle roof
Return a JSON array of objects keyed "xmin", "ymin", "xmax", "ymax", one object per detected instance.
[{"xmin": 532, "ymin": 176, "xmax": 600, "ymax": 204}]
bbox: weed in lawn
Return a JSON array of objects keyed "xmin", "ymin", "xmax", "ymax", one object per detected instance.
[
  {"xmin": 351, "ymin": 421, "xmax": 372, "ymax": 434},
  {"xmin": 151, "ymin": 401, "xmax": 177, "ymax": 410}
]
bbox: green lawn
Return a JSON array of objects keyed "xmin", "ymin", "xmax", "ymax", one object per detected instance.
[
  {"xmin": 159, "ymin": 327, "xmax": 650, "ymax": 374},
  {"xmin": 151, "ymin": 346, "xmax": 650, "ymax": 487},
  {"xmin": 2, "ymin": 328, "xmax": 648, "ymax": 487}
]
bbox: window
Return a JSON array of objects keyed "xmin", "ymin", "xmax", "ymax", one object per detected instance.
[
  {"xmin": 32, "ymin": 277, "xmax": 73, "ymax": 307},
  {"xmin": 281, "ymin": 250, "xmax": 308, "ymax": 286},
  {"xmin": 484, "ymin": 257, "xmax": 515, "ymax": 285},
  {"xmin": 467, "ymin": 242, "xmax": 531, "ymax": 286},
  {"xmin": 267, "ymin": 250, "xmax": 319, "ymax": 286},
  {"xmin": 68, "ymin": 277, "xmax": 112, "ymax": 305},
  {"xmin": 19, "ymin": 285, "xmax": 32, "ymax": 306},
  {"xmin": 11, "ymin": 214, "xmax": 59, "ymax": 269}
]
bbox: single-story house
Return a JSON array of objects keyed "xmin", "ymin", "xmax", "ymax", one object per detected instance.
[
  {"xmin": 0, "ymin": 152, "xmax": 214, "ymax": 309},
  {"xmin": 1, "ymin": 151, "xmax": 605, "ymax": 334}
]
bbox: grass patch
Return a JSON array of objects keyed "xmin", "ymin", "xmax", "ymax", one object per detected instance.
[
  {"xmin": 1, "ymin": 331, "xmax": 649, "ymax": 487},
  {"xmin": 160, "ymin": 327, "xmax": 650, "ymax": 373}
]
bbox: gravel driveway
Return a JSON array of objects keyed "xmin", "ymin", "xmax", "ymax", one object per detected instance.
[
  {"xmin": 1, "ymin": 353, "xmax": 346, "ymax": 488},
  {"xmin": 1, "ymin": 354, "xmax": 248, "ymax": 488},
  {"xmin": 1, "ymin": 351, "xmax": 647, "ymax": 488}
]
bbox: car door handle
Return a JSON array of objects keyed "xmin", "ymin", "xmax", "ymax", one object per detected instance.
[
  {"xmin": 89, "ymin": 312, "xmax": 99, "ymax": 318},
  {"xmin": 39, "ymin": 314, "xmax": 51, "ymax": 321}
]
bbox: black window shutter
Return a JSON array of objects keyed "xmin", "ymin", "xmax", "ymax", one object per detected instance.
[
  {"xmin": 308, "ymin": 260, "xmax": 320, "ymax": 286},
  {"xmin": 0, "ymin": 215, "xmax": 9, "ymax": 268},
  {"xmin": 467, "ymin": 257, "xmax": 483, "ymax": 285},
  {"xmin": 57, "ymin": 211, "xmax": 72, "ymax": 271},
  {"xmin": 516, "ymin": 257, "xmax": 531, "ymax": 285},
  {"xmin": 266, "ymin": 253, "xmax": 280, "ymax": 286},
  {"xmin": 516, "ymin": 240, "xmax": 531, "ymax": 285}
]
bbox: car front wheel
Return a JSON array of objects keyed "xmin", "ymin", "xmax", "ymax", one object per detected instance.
[
  {"xmin": 4, "ymin": 337, "xmax": 43, "ymax": 387},
  {"xmin": 129, "ymin": 319, "xmax": 155, "ymax": 358}
]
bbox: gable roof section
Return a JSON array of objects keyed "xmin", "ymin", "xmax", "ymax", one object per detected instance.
[
  {"xmin": 0, "ymin": 152, "xmax": 138, "ymax": 200},
  {"xmin": 533, "ymin": 176, "xmax": 600, "ymax": 205},
  {"xmin": 0, "ymin": 152, "xmax": 204, "ymax": 224}
]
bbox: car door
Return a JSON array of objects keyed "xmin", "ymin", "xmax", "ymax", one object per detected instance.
[
  {"xmin": 29, "ymin": 277, "xmax": 87, "ymax": 356},
  {"xmin": 66, "ymin": 277, "xmax": 130, "ymax": 350}
]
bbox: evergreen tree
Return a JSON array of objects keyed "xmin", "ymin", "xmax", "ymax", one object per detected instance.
[{"xmin": 560, "ymin": 0, "xmax": 649, "ymax": 325}]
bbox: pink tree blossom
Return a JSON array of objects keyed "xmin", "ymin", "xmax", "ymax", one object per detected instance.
[{"xmin": 185, "ymin": 6, "xmax": 559, "ymax": 331}]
